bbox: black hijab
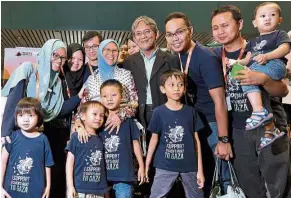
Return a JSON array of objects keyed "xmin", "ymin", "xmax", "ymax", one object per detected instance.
[{"xmin": 62, "ymin": 43, "xmax": 86, "ymax": 97}]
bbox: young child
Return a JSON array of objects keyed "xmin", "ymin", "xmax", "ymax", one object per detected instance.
[
  {"xmin": 145, "ymin": 69, "xmax": 205, "ymax": 198},
  {"xmin": 99, "ymin": 79, "xmax": 145, "ymax": 198},
  {"xmin": 1, "ymin": 97, "xmax": 54, "ymax": 198},
  {"xmin": 66, "ymin": 101, "xmax": 108, "ymax": 198},
  {"xmin": 236, "ymin": 2, "xmax": 291, "ymax": 149}
]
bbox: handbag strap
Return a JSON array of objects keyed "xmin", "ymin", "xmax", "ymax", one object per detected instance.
[
  {"xmin": 228, "ymin": 161, "xmax": 240, "ymax": 187},
  {"xmin": 211, "ymin": 157, "xmax": 220, "ymax": 187}
]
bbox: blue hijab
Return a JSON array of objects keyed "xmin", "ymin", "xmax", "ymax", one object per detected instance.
[
  {"xmin": 98, "ymin": 39, "xmax": 119, "ymax": 82},
  {"xmin": 2, "ymin": 39, "xmax": 67, "ymax": 122}
]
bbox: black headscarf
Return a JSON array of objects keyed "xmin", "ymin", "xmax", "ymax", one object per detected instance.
[{"xmin": 62, "ymin": 43, "xmax": 86, "ymax": 97}]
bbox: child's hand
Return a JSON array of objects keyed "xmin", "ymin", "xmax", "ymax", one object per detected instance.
[
  {"xmin": 138, "ymin": 167, "xmax": 145, "ymax": 185},
  {"xmin": 197, "ymin": 171, "xmax": 205, "ymax": 189},
  {"xmin": 42, "ymin": 186, "xmax": 50, "ymax": 198},
  {"xmin": 145, "ymin": 166, "xmax": 150, "ymax": 183},
  {"xmin": 75, "ymin": 119, "xmax": 90, "ymax": 144},
  {"xmin": 253, "ymin": 54, "xmax": 268, "ymax": 65},
  {"xmin": 67, "ymin": 186, "xmax": 77, "ymax": 198},
  {"xmin": 1, "ymin": 187, "xmax": 11, "ymax": 198}
]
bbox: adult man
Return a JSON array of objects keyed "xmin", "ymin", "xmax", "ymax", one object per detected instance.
[
  {"xmin": 123, "ymin": 16, "xmax": 179, "ymax": 129},
  {"xmin": 164, "ymin": 12, "xmax": 232, "ymax": 195},
  {"xmin": 211, "ymin": 5, "xmax": 290, "ymax": 198},
  {"xmin": 82, "ymin": 31, "xmax": 103, "ymax": 82},
  {"xmin": 123, "ymin": 16, "xmax": 180, "ymax": 197}
]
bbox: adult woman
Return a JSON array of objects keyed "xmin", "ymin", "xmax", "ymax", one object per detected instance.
[
  {"xmin": 60, "ymin": 43, "xmax": 86, "ymax": 98},
  {"xmin": 127, "ymin": 36, "xmax": 140, "ymax": 55},
  {"xmin": 1, "ymin": 39, "xmax": 83, "ymax": 197},
  {"xmin": 75, "ymin": 39, "xmax": 138, "ymax": 140}
]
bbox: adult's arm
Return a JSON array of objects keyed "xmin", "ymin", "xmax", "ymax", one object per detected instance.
[
  {"xmin": 236, "ymin": 69, "xmax": 289, "ymax": 97},
  {"xmin": 1, "ymin": 80, "xmax": 25, "ymax": 137},
  {"xmin": 57, "ymin": 95, "xmax": 81, "ymax": 118}
]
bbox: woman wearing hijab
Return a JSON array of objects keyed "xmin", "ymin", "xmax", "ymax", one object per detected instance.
[
  {"xmin": 75, "ymin": 39, "xmax": 138, "ymax": 140},
  {"xmin": 61, "ymin": 43, "xmax": 86, "ymax": 98},
  {"xmin": 1, "ymin": 39, "xmax": 84, "ymax": 197}
]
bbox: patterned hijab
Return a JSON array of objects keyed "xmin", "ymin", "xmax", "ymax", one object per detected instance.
[
  {"xmin": 2, "ymin": 39, "xmax": 67, "ymax": 122},
  {"xmin": 98, "ymin": 39, "xmax": 119, "ymax": 82}
]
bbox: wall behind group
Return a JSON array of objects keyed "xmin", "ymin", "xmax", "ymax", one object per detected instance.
[{"xmin": 2, "ymin": 1, "xmax": 291, "ymax": 36}]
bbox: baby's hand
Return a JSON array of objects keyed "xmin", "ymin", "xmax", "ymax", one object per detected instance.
[
  {"xmin": 197, "ymin": 171, "xmax": 205, "ymax": 189},
  {"xmin": 1, "ymin": 187, "xmax": 11, "ymax": 198},
  {"xmin": 253, "ymin": 54, "xmax": 268, "ymax": 65},
  {"xmin": 138, "ymin": 167, "xmax": 145, "ymax": 185}
]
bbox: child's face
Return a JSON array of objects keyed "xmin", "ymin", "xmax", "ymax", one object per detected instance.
[
  {"xmin": 253, "ymin": 4, "xmax": 282, "ymax": 33},
  {"xmin": 100, "ymin": 86, "xmax": 122, "ymax": 111},
  {"xmin": 82, "ymin": 106, "xmax": 105, "ymax": 131},
  {"xmin": 17, "ymin": 111, "xmax": 38, "ymax": 132},
  {"xmin": 160, "ymin": 76, "xmax": 185, "ymax": 102}
]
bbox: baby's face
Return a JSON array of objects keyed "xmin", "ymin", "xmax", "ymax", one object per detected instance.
[{"xmin": 253, "ymin": 4, "xmax": 282, "ymax": 34}]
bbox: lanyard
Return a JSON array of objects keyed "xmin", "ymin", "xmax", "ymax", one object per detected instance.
[
  {"xmin": 221, "ymin": 40, "xmax": 246, "ymax": 77},
  {"xmin": 178, "ymin": 45, "xmax": 194, "ymax": 75},
  {"xmin": 60, "ymin": 67, "xmax": 71, "ymax": 98},
  {"xmin": 89, "ymin": 65, "xmax": 94, "ymax": 75}
]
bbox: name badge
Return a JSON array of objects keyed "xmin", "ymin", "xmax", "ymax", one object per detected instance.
[{"xmin": 226, "ymin": 96, "xmax": 232, "ymax": 111}]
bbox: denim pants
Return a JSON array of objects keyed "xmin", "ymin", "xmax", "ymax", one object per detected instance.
[
  {"xmin": 242, "ymin": 59, "xmax": 286, "ymax": 94},
  {"xmin": 112, "ymin": 182, "xmax": 134, "ymax": 198}
]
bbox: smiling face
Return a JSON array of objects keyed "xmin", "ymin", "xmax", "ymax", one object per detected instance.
[
  {"xmin": 50, "ymin": 48, "xmax": 67, "ymax": 72},
  {"xmin": 211, "ymin": 11, "xmax": 243, "ymax": 45},
  {"xmin": 102, "ymin": 42, "xmax": 119, "ymax": 66},
  {"xmin": 81, "ymin": 105, "xmax": 105, "ymax": 132},
  {"xmin": 253, "ymin": 3, "xmax": 282, "ymax": 34},
  {"xmin": 68, "ymin": 50, "xmax": 84, "ymax": 71},
  {"xmin": 84, "ymin": 36, "xmax": 101, "ymax": 62},
  {"xmin": 165, "ymin": 18, "xmax": 193, "ymax": 53},
  {"xmin": 133, "ymin": 21, "xmax": 158, "ymax": 52}
]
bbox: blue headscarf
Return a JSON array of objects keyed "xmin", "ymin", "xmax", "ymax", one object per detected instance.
[
  {"xmin": 98, "ymin": 39, "xmax": 119, "ymax": 82},
  {"xmin": 2, "ymin": 39, "xmax": 67, "ymax": 122}
]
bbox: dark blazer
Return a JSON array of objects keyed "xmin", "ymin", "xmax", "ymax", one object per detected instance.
[{"xmin": 123, "ymin": 49, "xmax": 180, "ymax": 123}]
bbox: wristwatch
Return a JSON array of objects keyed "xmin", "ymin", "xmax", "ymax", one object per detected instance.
[{"xmin": 218, "ymin": 136, "xmax": 229, "ymax": 143}]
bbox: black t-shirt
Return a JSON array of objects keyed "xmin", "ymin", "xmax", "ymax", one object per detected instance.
[
  {"xmin": 180, "ymin": 42, "xmax": 224, "ymax": 122},
  {"xmin": 213, "ymin": 47, "xmax": 272, "ymax": 129},
  {"xmin": 246, "ymin": 30, "xmax": 291, "ymax": 65}
]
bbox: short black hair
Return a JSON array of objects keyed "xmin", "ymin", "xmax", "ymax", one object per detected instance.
[
  {"xmin": 211, "ymin": 5, "xmax": 242, "ymax": 22},
  {"xmin": 15, "ymin": 97, "xmax": 43, "ymax": 128},
  {"xmin": 82, "ymin": 31, "xmax": 103, "ymax": 43},
  {"xmin": 100, "ymin": 79, "xmax": 123, "ymax": 95},
  {"xmin": 165, "ymin": 12, "xmax": 192, "ymax": 27},
  {"xmin": 160, "ymin": 69, "xmax": 186, "ymax": 87},
  {"xmin": 254, "ymin": 2, "xmax": 281, "ymax": 19}
]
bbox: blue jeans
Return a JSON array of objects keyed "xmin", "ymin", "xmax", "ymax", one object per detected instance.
[
  {"xmin": 112, "ymin": 182, "xmax": 133, "ymax": 198},
  {"xmin": 242, "ymin": 59, "xmax": 286, "ymax": 94},
  {"xmin": 208, "ymin": 122, "xmax": 231, "ymax": 193}
]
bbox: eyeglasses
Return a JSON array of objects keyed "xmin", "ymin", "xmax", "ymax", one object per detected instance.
[
  {"xmin": 165, "ymin": 27, "xmax": 191, "ymax": 40},
  {"xmin": 84, "ymin": 44, "xmax": 99, "ymax": 52},
  {"xmin": 103, "ymin": 48, "xmax": 119, "ymax": 54},
  {"xmin": 52, "ymin": 53, "xmax": 67, "ymax": 63},
  {"xmin": 134, "ymin": 29, "xmax": 153, "ymax": 38}
]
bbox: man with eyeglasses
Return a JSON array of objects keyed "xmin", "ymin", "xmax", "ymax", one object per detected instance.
[
  {"xmin": 123, "ymin": 15, "xmax": 180, "ymax": 197},
  {"xmin": 82, "ymin": 31, "xmax": 103, "ymax": 82},
  {"xmin": 165, "ymin": 12, "xmax": 232, "ymax": 196}
]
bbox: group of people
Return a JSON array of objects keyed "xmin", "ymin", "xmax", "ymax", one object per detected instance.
[{"xmin": 1, "ymin": 2, "xmax": 291, "ymax": 198}]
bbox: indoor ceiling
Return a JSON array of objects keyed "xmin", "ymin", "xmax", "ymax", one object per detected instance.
[{"xmin": 1, "ymin": 29, "xmax": 216, "ymax": 69}]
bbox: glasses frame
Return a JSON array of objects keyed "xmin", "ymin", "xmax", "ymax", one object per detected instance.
[
  {"xmin": 52, "ymin": 52, "xmax": 67, "ymax": 63},
  {"xmin": 165, "ymin": 26, "xmax": 191, "ymax": 40}
]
